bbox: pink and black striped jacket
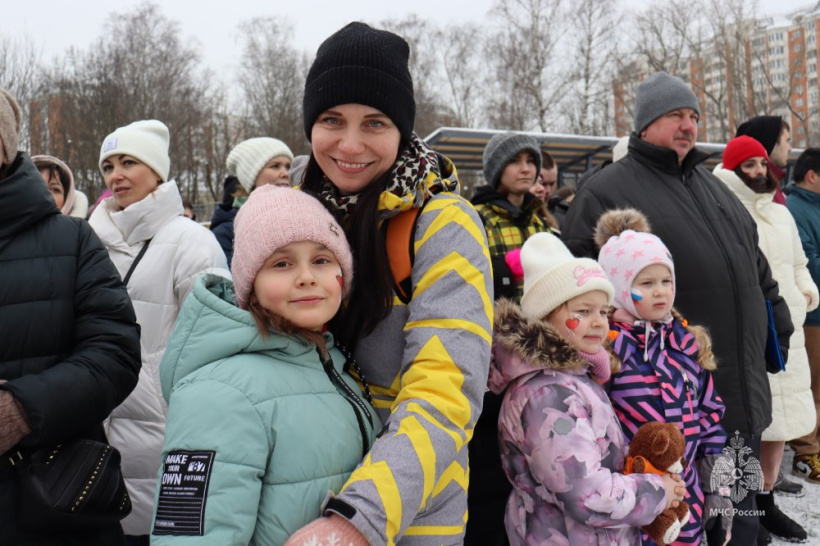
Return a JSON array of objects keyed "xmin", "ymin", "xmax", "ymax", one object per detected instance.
[{"xmin": 607, "ymin": 316, "xmax": 727, "ymax": 546}]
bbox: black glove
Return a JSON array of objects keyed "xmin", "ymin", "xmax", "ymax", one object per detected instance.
[
  {"xmin": 698, "ymin": 453, "xmax": 734, "ymax": 540},
  {"xmin": 490, "ymin": 255, "xmax": 517, "ymax": 301}
]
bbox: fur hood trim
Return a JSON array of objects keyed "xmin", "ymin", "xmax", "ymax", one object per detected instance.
[{"xmin": 493, "ymin": 298, "xmax": 588, "ymax": 372}]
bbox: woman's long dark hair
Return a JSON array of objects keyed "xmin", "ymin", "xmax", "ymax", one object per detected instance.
[
  {"xmin": 734, "ymin": 165, "xmax": 778, "ymax": 194},
  {"xmin": 301, "ymin": 155, "xmax": 396, "ymax": 348}
]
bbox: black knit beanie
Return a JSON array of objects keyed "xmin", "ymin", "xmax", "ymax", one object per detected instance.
[
  {"xmin": 303, "ymin": 22, "xmax": 415, "ymax": 142},
  {"xmin": 735, "ymin": 116, "xmax": 784, "ymax": 155}
]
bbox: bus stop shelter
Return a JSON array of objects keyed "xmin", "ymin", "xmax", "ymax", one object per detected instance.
[{"xmin": 423, "ymin": 127, "xmax": 801, "ymax": 181}]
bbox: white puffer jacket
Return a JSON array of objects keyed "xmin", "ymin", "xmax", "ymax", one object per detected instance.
[
  {"xmin": 89, "ymin": 181, "xmax": 229, "ymax": 535},
  {"xmin": 714, "ymin": 165, "xmax": 819, "ymax": 441}
]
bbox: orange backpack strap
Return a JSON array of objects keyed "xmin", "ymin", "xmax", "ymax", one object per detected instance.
[{"xmin": 384, "ymin": 203, "xmax": 425, "ymax": 305}]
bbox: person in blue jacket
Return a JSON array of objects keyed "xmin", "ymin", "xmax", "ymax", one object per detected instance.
[
  {"xmin": 787, "ymin": 147, "xmax": 820, "ymax": 485},
  {"xmin": 152, "ymin": 185, "xmax": 378, "ymax": 545}
]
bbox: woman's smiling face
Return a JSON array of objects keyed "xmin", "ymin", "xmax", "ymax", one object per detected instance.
[{"xmin": 310, "ymin": 103, "xmax": 401, "ymax": 195}]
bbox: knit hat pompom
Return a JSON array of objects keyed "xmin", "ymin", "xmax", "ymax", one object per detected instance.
[
  {"xmin": 99, "ymin": 120, "xmax": 171, "ymax": 182},
  {"xmin": 520, "ymin": 232, "xmax": 614, "ymax": 321},
  {"xmin": 303, "ymin": 22, "xmax": 415, "ymax": 141},
  {"xmin": 482, "ymin": 132, "xmax": 542, "ymax": 188},
  {"xmin": 594, "ymin": 208, "xmax": 652, "ymax": 250},
  {"xmin": 634, "ymin": 71, "xmax": 700, "ymax": 134},
  {"xmin": 0, "ymin": 87, "xmax": 23, "ymax": 165},
  {"xmin": 722, "ymin": 135, "xmax": 769, "ymax": 171},
  {"xmin": 596, "ymin": 208, "xmax": 675, "ymax": 318},
  {"xmin": 231, "ymin": 186, "xmax": 353, "ymax": 309},
  {"xmin": 227, "ymin": 138, "xmax": 294, "ymax": 193}
]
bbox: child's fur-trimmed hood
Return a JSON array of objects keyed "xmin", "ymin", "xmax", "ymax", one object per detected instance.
[{"xmin": 489, "ymin": 299, "xmax": 620, "ymax": 393}]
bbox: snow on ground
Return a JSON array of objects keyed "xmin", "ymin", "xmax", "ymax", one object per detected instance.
[{"xmin": 772, "ymin": 447, "xmax": 820, "ymax": 545}]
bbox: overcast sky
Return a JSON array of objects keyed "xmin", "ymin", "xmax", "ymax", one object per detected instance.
[{"xmin": 4, "ymin": 0, "xmax": 816, "ymax": 75}]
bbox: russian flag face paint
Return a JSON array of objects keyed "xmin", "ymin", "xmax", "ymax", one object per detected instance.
[{"xmin": 630, "ymin": 288, "xmax": 643, "ymax": 301}]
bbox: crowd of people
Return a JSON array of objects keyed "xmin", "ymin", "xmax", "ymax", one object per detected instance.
[{"xmin": 1, "ymin": 19, "xmax": 819, "ymax": 546}]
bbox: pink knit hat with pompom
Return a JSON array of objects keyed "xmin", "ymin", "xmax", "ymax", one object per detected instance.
[{"xmin": 231, "ymin": 186, "xmax": 353, "ymax": 309}]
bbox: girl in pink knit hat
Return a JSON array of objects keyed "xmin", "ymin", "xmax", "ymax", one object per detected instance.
[
  {"xmin": 596, "ymin": 208, "xmax": 729, "ymax": 546},
  {"xmin": 153, "ymin": 185, "xmax": 378, "ymax": 545}
]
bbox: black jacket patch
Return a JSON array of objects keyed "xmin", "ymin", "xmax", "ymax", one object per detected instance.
[{"xmin": 152, "ymin": 450, "xmax": 215, "ymax": 536}]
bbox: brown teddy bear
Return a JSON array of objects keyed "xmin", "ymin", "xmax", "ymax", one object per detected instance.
[{"xmin": 624, "ymin": 422, "xmax": 690, "ymax": 545}]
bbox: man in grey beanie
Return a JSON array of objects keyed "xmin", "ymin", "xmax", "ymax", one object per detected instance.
[{"xmin": 562, "ymin": 71, "xmax": 793, "ymax": 546}]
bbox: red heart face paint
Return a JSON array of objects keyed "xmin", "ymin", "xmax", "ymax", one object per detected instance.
[
  {"xmin": 336, "ymin": 275, "xmax": 344, "ymax": 289},
  {"xmin": 565, "ymin": 317, "xmax": 580, "ymax": 332}
]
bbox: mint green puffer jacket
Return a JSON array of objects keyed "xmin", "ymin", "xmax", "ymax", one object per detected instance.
[{"xmin": 150, "ymin": 274, "xmax": 379, "ymax": 545}]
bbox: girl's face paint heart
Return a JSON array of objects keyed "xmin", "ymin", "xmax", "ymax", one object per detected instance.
[
  {"xmin": 630, "ymin": 288, "xmax": 643, "ymax": 301},
  {"xmin": 565, "ymin": 317, "xmax": 580, "ymax": 332},
  {"xmin": 336, "ymin": 275, "xmax": 344, "ymax": 289}
]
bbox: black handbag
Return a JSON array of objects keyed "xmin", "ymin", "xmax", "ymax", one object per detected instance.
[{"xmin": 8, "ymin": 439, "xmax": 132, "ymax": 531}]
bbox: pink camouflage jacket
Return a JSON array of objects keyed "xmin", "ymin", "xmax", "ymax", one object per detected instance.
[{"xmin": 489, "ymin": 300, "xmax": 670, "ymax": 545}]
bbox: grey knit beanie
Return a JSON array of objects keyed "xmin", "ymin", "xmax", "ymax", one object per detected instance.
[
  {"xmin": 0, "ymin": 88, "xmax": 22, "ymax": 165},
  {"xmin": 633, "ymin": 72, "xmax": 700, "ymax": 134},
  {"xmin": 482, "ymin": 133, "xmax": 542, "ymax": 188}
]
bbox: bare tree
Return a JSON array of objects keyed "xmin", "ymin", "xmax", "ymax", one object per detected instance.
[
  {"xmin": 488, "ymin": 0, "xmax": 569, "ymax": 132},
  {"xmin": 632, "ymin": 2, "xmax": 695, "ymax": 76},
  {"xmin": 0, "ymin": 33, "xmax": 43, "ymax": 150},
  {"xmin": 438, "ymin": 23, "xmax": 487, "ymax": 128},
  {"xmin": 566, "ymin": 0, "xmax": 622, "ymax": 135},
  {"xmin": 40, "ymin": 2, "xmax": 212, "ymax": 201},
  {"xmin": 236, "ymin": 17, "xmax": 309, "ymax": 155}
]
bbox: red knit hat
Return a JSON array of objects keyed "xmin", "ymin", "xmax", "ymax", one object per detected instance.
[{"xmin": 723, "ymin": 135, "xmax": 769, "ymax": 171}]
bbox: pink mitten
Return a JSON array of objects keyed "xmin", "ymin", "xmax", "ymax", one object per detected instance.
[
  {"xmin": 505, "ymin": 248, "xmax": 524, "ymax": 282},
  {"xmin": 285, "ymin": 514, "xmax": 369, "ymax": 546}
]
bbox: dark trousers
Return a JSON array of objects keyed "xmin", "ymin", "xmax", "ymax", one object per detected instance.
[
  {"xmin": 465, "ymin": 391, "xmax": 510, "ymax": 546},
  {"xmin": 707, "ymin": 432, "xmax": 762, "ymax": 546},
  {"xmin": 125, "ymin": 536, "xmax": 149, "ymax": 546}
]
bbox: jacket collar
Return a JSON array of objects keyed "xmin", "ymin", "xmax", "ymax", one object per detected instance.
[
  {"xmin": 628, "ymin": 133, "xmax": 709, "ymax": 177},
  {"xmin": 790, "ymin": 184, "xmax": 820, "ymax": 205},
  {"xmin": 712, "ymin": 165, "xmax": 774, "ymax": 217},
  {"xmin": 471, "ymin": 185, "xmax": 540, "ymax": 219},
  {"xmin": 0, "ymin": 152, "xmax": 60, "ymax": 241},
  {"xmin": 161, "ymin": 273, "xmax": 336, "ymax": 397},
  {"xmin": 94, "ymin": 181, "xmax": 184, "ymax": 245},
  {"xmin": 489, "ymin": 299, "xmax": 616, "ymax": 393}
]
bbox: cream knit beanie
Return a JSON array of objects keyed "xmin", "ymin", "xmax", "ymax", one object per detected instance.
[
  {"xmin": 520, "ymin": 232, "xmax": 614, "ymax": 321},
  {"xmin": 226, "ymin": 138, "xmax": 294, "ymax": 193},
  {"xmin": 232, "ymin": 186, "xmax": 353, "ymax": 309},
  {"xmin": 99, "ymin": 120, "xmax": 171, "ymax": 182}
]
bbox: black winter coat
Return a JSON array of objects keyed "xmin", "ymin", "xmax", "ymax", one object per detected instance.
[
  {"xmin": 562, "ymin": 136, "xmax": 793, "ymax": 436},
  {"xmin": 0, "ymin": 153, "xmax": 141, "ymax": 545},
  {"xmin": 209, "ymin": 204, "xmax": 237, "ymax": 265}
]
